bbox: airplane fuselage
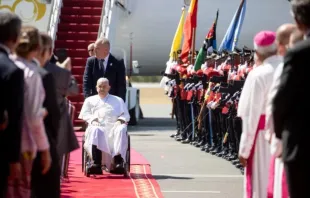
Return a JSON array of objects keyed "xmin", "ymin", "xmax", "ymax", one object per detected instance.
[{"xmin": 113, "ymin": 0, "xmax": 293, "ymax": 75}]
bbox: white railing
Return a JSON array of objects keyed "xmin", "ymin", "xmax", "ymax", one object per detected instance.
[
  {"xmin": 98, "ymin": 0, "xmax": 130, "ymax": 39},
  {"xmin": 98, "ymin": 0, "xmax": 131, "ymax": 66},
  {"xmin": 97, "ymin": 0, "xmax": 109, "ymax": 39},
  {"xmin": 47, "ymin": 0, "xmax": 63, "ymax": 45}
]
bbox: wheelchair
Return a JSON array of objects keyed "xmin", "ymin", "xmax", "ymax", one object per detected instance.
[{"xmin": 81, "ymin": 130, "xmax": 131, "ymax": 178}]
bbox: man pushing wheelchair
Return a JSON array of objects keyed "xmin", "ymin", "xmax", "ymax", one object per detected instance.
[{"xmin": 79, "ymin": 78, "xmax": 130, "ymax": 175}]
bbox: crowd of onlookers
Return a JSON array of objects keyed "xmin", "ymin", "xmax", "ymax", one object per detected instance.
[
  {"xmin": 236, "ymin": 0, "xmax": 310, "ymax": 197},
  {"xmin": 0, "ymin": 11, "xmax": 79, "ymax": 198}
]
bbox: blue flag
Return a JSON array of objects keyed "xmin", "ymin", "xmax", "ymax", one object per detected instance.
[{"xmin": 218, "ymin": 0, "xmax": 246, "ymax": 52}]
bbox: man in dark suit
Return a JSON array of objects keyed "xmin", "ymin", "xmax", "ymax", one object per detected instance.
[
  {"xmin": 0, "ymin": 11, "xmax": 24, "ymax": 197},
  {"xmin": 272, "ymin": 0, "xmax": 310, "ymax": 197},
  {"xmin": 83, "ymin": 38, "xmax": 126, "ymax": 101},
  {"xmin": 31, "ymin": 43, "xmax": 61, "ymax": 198}
]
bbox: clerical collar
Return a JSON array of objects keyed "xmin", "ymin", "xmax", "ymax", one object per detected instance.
[
  {"xmin": 99, "ymin": 93, "xmax": 109, "ymax": 99},
  {"xmin": 0, "ymin": 43, "xmax": 11, "ymax": 55}
]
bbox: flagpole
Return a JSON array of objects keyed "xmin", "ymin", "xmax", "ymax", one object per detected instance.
[{"xmin": 190, "ymin": 28, "xmax": 196, "ymax": 65}]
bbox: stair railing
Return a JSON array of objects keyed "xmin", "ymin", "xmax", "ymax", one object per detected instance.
[
  {"xmin": 98, "ymin": 0, "xmax": 129, "ymax": 69},
  {"xmin": 98, "ymin": 0, "xmax": 130, "ymax": 39},
  {"xmin": 98, "ymin": 0, "xmax": 110, "ymax": 39},
  {"xmin": 47, "ymin": 0, "xmax": 63, "ymax": 44}
]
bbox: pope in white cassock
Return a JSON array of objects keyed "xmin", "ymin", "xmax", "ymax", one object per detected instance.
[
  {"xmin": 237, "ymin": 31, "xmax": 282, "ymax": 198},
  {"xmin": 79, "ymin": 77, "xmax": 130, "ymax": 173}
]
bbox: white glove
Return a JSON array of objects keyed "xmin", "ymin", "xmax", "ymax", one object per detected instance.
[
  {"xmin": 207, "ymin": 102, "xmax": 213, "ymax": 108},
  {"xmin": 211, "ymin": 102, "xmax": 219, "ymax": 109}
]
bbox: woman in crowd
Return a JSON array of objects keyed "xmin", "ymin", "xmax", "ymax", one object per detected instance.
[{"xmin": 7, "ymin": 26, "xmax": 51, "ymax": 198}]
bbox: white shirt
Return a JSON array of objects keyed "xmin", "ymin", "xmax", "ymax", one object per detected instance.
[
  {"xmin": 238, "ymin": 55, "xmax": 282, "ymax": 158},
  {"xmin": 101, "ymin": 53, "xmax": 110, "ymax": 72}
]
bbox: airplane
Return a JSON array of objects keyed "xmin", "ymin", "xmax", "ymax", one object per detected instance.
[
  {"xmin": 111, "ymin": 0, "xmax": 294, "ymax": 76},
  {"xmin": 0, "ymin": 0, "xmax": 293, "ymax": 76},
  {"xmin": 0, "ymin": 0, "xmax": 294, "ymax": 125}
]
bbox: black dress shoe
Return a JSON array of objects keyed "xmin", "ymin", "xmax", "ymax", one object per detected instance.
[
  {"xmin": 181, "ymin": 138, "xmax": 190, "ymax": 144},
  {"xmin": 192, "ymin": 141, "xmax": 199, "ymax": 146},
  {"xmin": 232, "ymin": 159, "xmax": 240, "ymax": 165},
  {"xmin": 228, "ymin": 154, "xmax": 237, "ymax": 161},
  {"xmin": 110, "ymin": 155, "xmax": 125, "ymax": 174},
  {"xmin": 235, "ymin": 163, "xmax": 242, "ymax": 169},
  {"xmin": 175, "ymin": 135, "xmax": 185, "ymax": 141},
  {"xmin": 224, "ymin": 152, "xmax": 232, "ymax": 159},
  {"xmin": 210, "ymin": 147, "xmax": 221, "ymax": 155},
  {"xmin": 110, "ymin": 164, "xmax": 125, "ymax": 174},
  {"xmin": 216, "ymin": 149, "xmax": 227, "ymax": 157},
  {"xmin": 205, "ymin": 145, "xmax": 214, "ymax": 153},
  {"xmin": 201, "ymin": 145, "xmax": 207, "ymax": 151},
  {"xmin": 197, "ymin": 140, "xmax": 206, "ymax": 147},
  {"xmin": 87, "ymin": 164, "xmax": 103, "ymax": 175},
  {"xmin": 170, "ymin": 132, "xmax": 180, "ymax": 138}
]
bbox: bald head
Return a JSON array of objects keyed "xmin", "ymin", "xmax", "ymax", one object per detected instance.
[
  {"xmin": 289, "ymin": 29, "xmax": 304, "ymax": 48},
  {"xmin": 88, "ymin": 43, "xmax": 94, "ymax": 50},
  {"xmin": 276, "ymin": 23, "xmax": 296, "ymax": 45},
  {"xmin": 94, "ymin": 38, "xmax": 110, "ymax": 59},
  {"xmin": 276, "ymin": 24, "xmax": 297, "ymax": 56},
  {"xmin": 87, "ymin": 43, "xmax": 95, "ymax": 56}
]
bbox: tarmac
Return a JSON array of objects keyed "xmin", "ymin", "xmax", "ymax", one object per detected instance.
[{"xmin": 128, "ymin": 83, "xmax": 244, "ymax": 198}]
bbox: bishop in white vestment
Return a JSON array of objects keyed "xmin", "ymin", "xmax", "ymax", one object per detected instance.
[
  {"xmin": 238, "ymin": 31, "xmax": 282, "ymax": 198},
  {"xmin": 79, "ymin": 78, "xmax": 130, "ymax": 172}
]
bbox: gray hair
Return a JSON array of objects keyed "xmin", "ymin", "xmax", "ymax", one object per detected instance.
[
  {"xmin": 291, "ymin": 0, "xmax": 310, "ymax": 28},
  {"xmin": 96, "ymin": 77, "xmax": 109, "ymax": 85},
  {"xmin": 95, "ymin": 38, "xmax": 110, "ymax": 47},
  {"xmin": 0, "ymin": 11, "xmax": 22, "ymax": 43}
]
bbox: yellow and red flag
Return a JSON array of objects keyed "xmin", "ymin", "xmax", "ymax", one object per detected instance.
[
  {"xmin": 180, "ymin": 0, "xmax": 198, "ymax": 63},
  {"xmin": 169, "ymin": 7, "xmax": 186, "ymax": 61}
]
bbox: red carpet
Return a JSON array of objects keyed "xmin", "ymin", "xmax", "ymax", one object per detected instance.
[
  {"xmin": 61, "ymin": 133, "xmax": 163, "ymax": 198},
  {"xmin": 55, "ymin": 0, "xmax": 105, "ymax": 130}
]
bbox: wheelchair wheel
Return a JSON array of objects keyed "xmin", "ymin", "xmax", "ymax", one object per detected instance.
[
  {"xmin": 82, "ymin": 135, "xmax": 85, "ymax": 172},
  {"xmin": 124, "ymin": 135, "xmax": 131, "ymax": 178},
  {"xmin": 84, "ymin": 151, "xmax": 90, "ymax": 177}
]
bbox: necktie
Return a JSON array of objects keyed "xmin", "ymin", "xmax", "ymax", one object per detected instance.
[{"xmin": 100, "ymin": 59, "xmax": 105, "ymax": 75}]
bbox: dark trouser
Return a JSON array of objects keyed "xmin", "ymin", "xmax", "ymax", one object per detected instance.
[
  {"xmin": 0, "ymin": 166, "xmax": 9, "ymax": 198},
  {"xmin": 173, "ymin": 99, "xmax": 181, "ymax": 133},
  {"xmin": 233, "ymin": 117, "xmax": 242, "ymax": 153},
  {"xmin": 31, "ymin": 146, "xmax": 60, "ymax": 198},
  {"xmin": 285, "ymin": 159, "xmax": 310, "ymax": 198},
  {"xmin": 212, "ymin": 109, "xmax": 221, "ymax": 146},
  {"xmin": 92, "ymin": 145, "xmax": 102, "ymax": 165},
  {"xmin": 202, "ymin": 106, "xmax": 210, "ymax": 144}
]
